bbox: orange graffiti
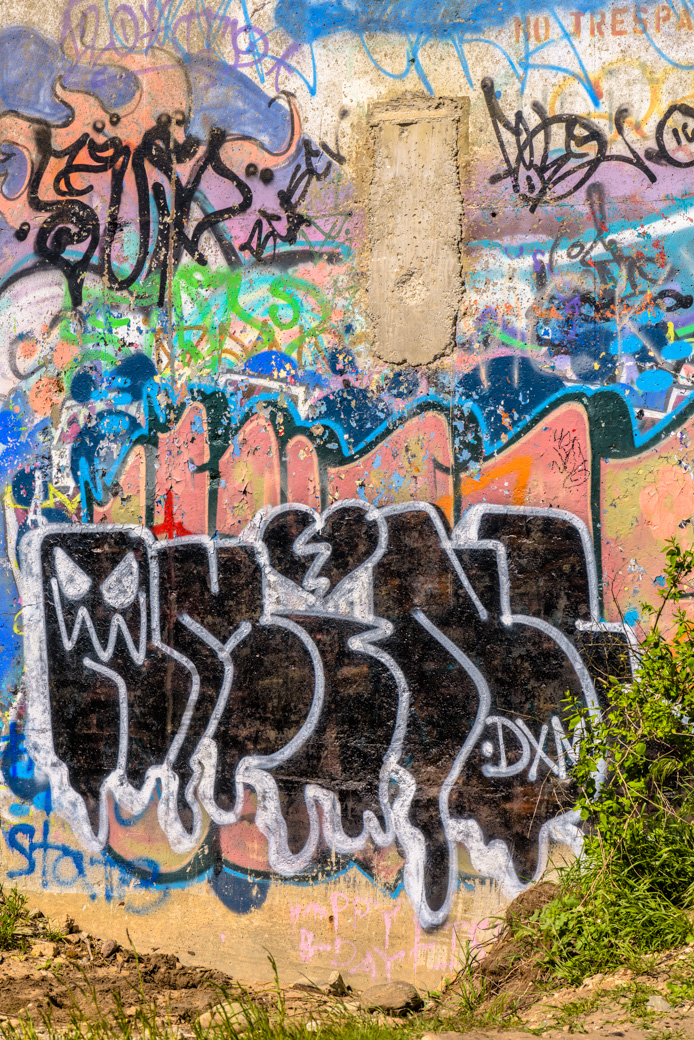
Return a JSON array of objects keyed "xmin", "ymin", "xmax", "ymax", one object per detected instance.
[{"xmin": 460, "ymin": 456, "xmax": 533, "ymax": 505}]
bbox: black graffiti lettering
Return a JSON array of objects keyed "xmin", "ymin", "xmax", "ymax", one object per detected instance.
[
  {"xmin": 35, "ymin": 528, "xmax": 197, "ymax": 845},
  {"xmin": 24, "ymin": 114, "xmax": 315, "ymax": 304},
  {"xmin": 29, "ymin": 127, "xmax": 102, "ymax": 309},
  {"xmin": 239, "ymin": 138, "xmax": 329, "ymax": 261},
  {"xmin": 20, "ymin": 502, "xmax": 631, "ymax": 927},
  {"xmin": 156, "ymin": 538, "xmax": 264, "ymax": 831},
  {"xmin": 482, "ymin": 78, "xmax": 656, "ymax": 212},
  {"xmin": 647, "ymin": 103, "xmax": 694, "ymax": 168}
]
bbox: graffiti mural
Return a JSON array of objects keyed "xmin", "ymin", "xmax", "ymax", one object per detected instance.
[{"xmin": 0, "ymin": 0, "xmax": 689, "ymax": 986}]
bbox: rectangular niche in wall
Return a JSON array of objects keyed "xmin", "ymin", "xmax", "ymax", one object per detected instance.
[{"xmin": 368, "ymin": 96, "xmax": 469, "ymax": 366}]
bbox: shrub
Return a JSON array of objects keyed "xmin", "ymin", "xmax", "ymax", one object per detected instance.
[{"xmin": 510, "ymin": 539, "xmax": 694, "ymax": 985}]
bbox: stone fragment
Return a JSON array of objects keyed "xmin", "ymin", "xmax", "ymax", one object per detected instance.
[
  {"xmin": 325, "ymin": 971, "xmax": 348, "ymax": 995},
  {"xmin": 31, "ymin": 941, "xmax": 58, "ymax": 959},
  {"xmin": 52, "ymin": 914, "xmax": 77, "ymax": 935},
  {"xmin": 291, "ymin": 979, "xmax": 320, "ymax": 992},
  {"xmin": 361, "ymin": 982, "xmax": 424, "ymax": 1014},
  {"xmin": 199, "ymin": 1000, "xmax": 246, "ymax": 1030},
  {"xmin": 100, "ymin": 939, "xmax": 119, "ymax": 959},
  {"xmin": 64, "ymin": 933, "xmax": 81, "ymax": 945},
  {"xmin": 647, "ymin": 994, "xmax": 673, "ymax": 1012},
  {"xmin": 579, "ymin": 973, "xmax": 605, "ymax": 990},
  {"xmin": 421, "ymin": 1033, "xmax": 469, "ymax": 1040}
]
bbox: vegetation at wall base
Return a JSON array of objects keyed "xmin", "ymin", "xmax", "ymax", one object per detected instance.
[{"xmin": 477, "ymin": 538, "xmax": 694, "ymax": 993}]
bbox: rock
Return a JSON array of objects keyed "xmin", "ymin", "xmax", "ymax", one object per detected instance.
[
  {"xmin": 361, "ymin": 982, "xmax": 424, "ymax": 1015},
  {"xmin": 199, "ymin": 1001, "xmax": 246, "ymax": 1030},
  {"xmin": 421, "ymin": 1033, "xmax": 469, "ymax": 1040},
  {"xmin": 579, "ymin": 973, "xmax": 605, "ymax": 991},
  {"xmin": 64, "ymin": 933, "xmax": 81, "ymax": 945},
  {"xmin": 305, "ymin": 1020, "xmax": 320, "ymax": 1032},
  {"xmin": 647, "ymin": 994, "xmax": 673, "ymax": 1013},
  {"xmin": 31, "ymin": 941, "xmax": 58, "ymax": 959},
  {"xmin": 291, "ymin": 979, "xmax": 321, "ymax": 992},
  {"xmin": 100, "ymin": 939, "xmax": 119, "ymax": 959},
  {"xmin": 52, "ymin": 914, "xmax": 77, "ymax": 935},
  {"xmin": 325, "ymin": 971, "xmax": 348, "ymax": 996}
]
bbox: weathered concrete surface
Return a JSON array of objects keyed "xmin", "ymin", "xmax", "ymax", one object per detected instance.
[
  {"xmin": 12, "ymin": 867, "xmax": 504, "ymax": 988},
  {"xmin": 368, "ymin": 97, "xmax": 469, "ymax": 364},
  {"xmin": 0, "ymin": 0, "xmax": 688, "ymax": 995}
]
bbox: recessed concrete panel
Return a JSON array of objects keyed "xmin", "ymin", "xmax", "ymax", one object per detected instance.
[{"xmin": 368, "ymin": 96, "xmax": 469, "ymax": 366}]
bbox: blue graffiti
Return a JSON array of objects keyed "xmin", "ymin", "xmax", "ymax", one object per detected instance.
[
  {"xmin": 7, "ymin": 820, "xmax": 84, "ymax": 884},
  {"xmin": 210, "ymin": 867, "xmax": 269, "ymax": 914},
  {"xmin": 1, "ymin": 723, "xmax": 51, "ymax": 807},
  {"xmin": 185, "ymin": 52, "xmax": 291, "ymax": 148},
  {"xmin": 69, "ymin": 354, "xmax": 166, "ymax": 518},
  {"xmin": 0, "ymin": 27, "xmax": 138, "ymax": 125},
  {"xmin": 273, "ymin": 0, "xmax": 601, "ymax": 41}
]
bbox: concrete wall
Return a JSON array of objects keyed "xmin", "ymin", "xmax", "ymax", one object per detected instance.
[{"xmin": 0, "ymin": 0, "xmax": 687, "ymax": 987}]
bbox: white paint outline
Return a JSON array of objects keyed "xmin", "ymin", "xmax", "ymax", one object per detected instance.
[{"xmin": 17, "ymin": 502, "xmax": 632, "ymax": 919}]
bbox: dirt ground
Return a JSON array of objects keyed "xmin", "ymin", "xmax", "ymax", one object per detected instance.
[
  {"xmin": 0, "ymin": 911, "xmax": 371, "ymax": 1032},
  {"xmin": 5, "ymin": 897, "xmax": 694, "ymax": 1038},
  {"xmin": 0, "ymin": 934, "xmax": 234, "ymax": 1026}
]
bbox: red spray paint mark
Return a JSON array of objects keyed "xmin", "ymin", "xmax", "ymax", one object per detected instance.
[{"xmin": 151, "ymin": 487, "xmax": 192, "ymax": 540}]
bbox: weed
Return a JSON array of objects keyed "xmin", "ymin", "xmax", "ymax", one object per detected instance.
[
  {"xmin": 665, "ymin": 952, "xmax": 694, "ymax": 1006},
  {"xmin": 42, "ymin": 923, "xmax": 67, "ymax": 944},
  {"xmin": 0, "ymin": 886, "xmax": 30, "ymax": 952},
  {"xmin": 550, "ymin": 994, "xmax": 599, "ymax": 1032},
  {"xmin": 499, "ymin": 541, "xmax": 694, "ymax": 988},
  {"xmin": 620, "ymin": 980, "xmax": 653, "ymax": 1017}
]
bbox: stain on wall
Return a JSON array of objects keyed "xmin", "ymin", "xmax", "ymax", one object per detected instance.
[{"xmin": 0, "ymin": 0, "xmax": 688, "ymax": 988}]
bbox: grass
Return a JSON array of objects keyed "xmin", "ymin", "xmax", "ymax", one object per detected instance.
[
  {"xmin": 0, "ymin": 884, "xmax": 66, "ymax": 956},
  {"xmin": 0, "ymin": 940, "xmax": 521, "ymax": 1040},
  {"xmin": 505, "ymin": 848, "xmax": 694, "ymax": 989},
  {"xmin": 0, "ymin": 887, "xmax": 30, "ymax": 952},
  {"xmin": 0, "ymin": 986, "xmax": 519, "ymax": 1040}
]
